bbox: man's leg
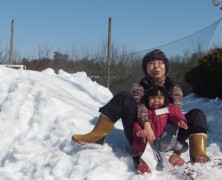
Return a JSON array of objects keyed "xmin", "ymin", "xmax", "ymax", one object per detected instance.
[
  {"xmin": 177, "ymin": 109, "xmax": 208, "ymax": 163},
  {"xmin": 72, "ymin": 91, "xmax": 137, "ymax": 145},
  {"xmin": 99, "ymin": 91, "xmax": 137, "ymax": 145}
]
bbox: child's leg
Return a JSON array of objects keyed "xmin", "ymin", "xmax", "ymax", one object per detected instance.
[
  {"xmin": 154, "ymin": 123, "xmax": 177, "ymax": 152},
  {"xmin": 154, "ymin": 123, "xmax": 188, "ymax": 153}
]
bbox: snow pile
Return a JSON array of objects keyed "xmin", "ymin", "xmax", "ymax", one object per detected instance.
[{"xmin": 0, "ymin": 67, "xmax": 221, "ymax": 180}]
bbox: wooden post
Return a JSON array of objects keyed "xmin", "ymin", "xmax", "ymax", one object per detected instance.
[
  {"xmin": 9, "ymin": 19, "xmax": 14, "ymax": 65},
  {"xmin": 106, "ymin": 17, "xmax": 112, "ymax": 88}
]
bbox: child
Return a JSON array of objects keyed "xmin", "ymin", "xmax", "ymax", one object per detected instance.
[{"xmin": 132, "ymin": 85, "xmax": 188, "ymax": 174}]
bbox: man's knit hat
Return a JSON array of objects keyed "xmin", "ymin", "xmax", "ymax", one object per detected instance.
[{"xmin": 142, "ymin": 49, "xmax": 169, "ymax": 76}]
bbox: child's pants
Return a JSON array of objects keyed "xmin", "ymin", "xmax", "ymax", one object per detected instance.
[{"xmin": 154, "ymin": 123, "xmax": 188, "ymax": 153}]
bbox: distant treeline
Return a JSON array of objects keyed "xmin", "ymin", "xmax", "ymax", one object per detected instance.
[{"xmin": 1, "ymin": 44, "xmax": 222, "ymax": 98}]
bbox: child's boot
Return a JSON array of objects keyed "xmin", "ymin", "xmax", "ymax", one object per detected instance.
[{"xmin": 137, "ymin": 158, "xmax": 152, "ymax": 174}]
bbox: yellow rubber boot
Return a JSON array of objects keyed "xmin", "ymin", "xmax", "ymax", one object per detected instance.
[
  {"xmin": 72, "ymin": 114, "xmax": 114, "ymax": 144},
  {"xmin": 189, "ymin": 133, "xmax": 208, "ymax": 163}
]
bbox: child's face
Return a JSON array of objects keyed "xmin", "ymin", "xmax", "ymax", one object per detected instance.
[{"xmin": 148, "ymin": 90, "xmax": 165, "ymax": 108}]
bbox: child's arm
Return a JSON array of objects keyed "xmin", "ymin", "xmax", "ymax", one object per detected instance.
[
  {"xmin": 168, "ymin": 103, "xmax": 188, "ymax": 130},
  {"xmin": 177, "ymin": 120, "xmax": 188, "ymax": 129},
  {"xmin": 133, "ymin": 122, "xmax": 142, "ymax": 134},
  {"xmin": 133, "ymin": 122, "xmax": 147, "ymax": 144},
  {"xmin": 144, "ymin": 122, "xmax": 156, "ymax": 144}
]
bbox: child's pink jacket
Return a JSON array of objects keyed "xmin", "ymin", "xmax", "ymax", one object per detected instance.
[{"xmin": 132, "ymin": 103, "xmax": 187, "ymax": 152}]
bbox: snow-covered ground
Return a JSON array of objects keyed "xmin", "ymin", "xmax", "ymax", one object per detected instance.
[{"xmin": 0, "ymin": 66, "xmax": 221, "ymax": 180}]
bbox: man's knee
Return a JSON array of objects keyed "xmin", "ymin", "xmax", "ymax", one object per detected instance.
[{"xmin": 186, "ymin": 109, "xmax": 208, "ymax": 134}]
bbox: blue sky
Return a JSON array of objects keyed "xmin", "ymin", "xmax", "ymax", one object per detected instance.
[{"xmin": 0, "ymin": 0, "xmax": 222, "ymax": 58}]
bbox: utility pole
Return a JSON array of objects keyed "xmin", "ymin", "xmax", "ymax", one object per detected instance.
[
  {"xmin": 106, "ymin": 17, "xmax": 112, "ymax": 88},
  {"xmin": 9, "ymin": 19, "xmax": 14, "ymax": 65}
]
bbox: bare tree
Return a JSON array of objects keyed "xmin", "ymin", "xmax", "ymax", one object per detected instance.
[
  {"xmin": 38, "ymin": 42, "xmax": 51, "ymax": 60},
  {"xmin": 0, "ymin": 46, "xmax": 9, "ymax": 64}
]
